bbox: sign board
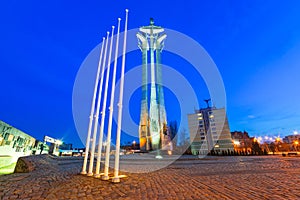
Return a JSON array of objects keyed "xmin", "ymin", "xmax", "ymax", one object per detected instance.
[{"xmin": 44, "ymin": 136, "xmax": 62, "ymax": 145}]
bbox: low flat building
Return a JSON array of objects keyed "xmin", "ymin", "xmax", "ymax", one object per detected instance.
[
  {"xmin": 0, "ymin": 120, "xmax": 36, "ymax": 170},
  {"xmin": 282, "ymin": 134, "xmax": 300, "ymax": 144},
  {"xmin": 231, "ymin": 131, "xmax": 253, "ymax": 154}
]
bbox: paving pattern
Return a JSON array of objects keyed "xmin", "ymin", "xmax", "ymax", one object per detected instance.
[{"xmin": 1, "ymin": 155, "xmax": 300, "ymax": 199}]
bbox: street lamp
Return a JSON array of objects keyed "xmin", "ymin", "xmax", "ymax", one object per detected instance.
[
  {"xmin": 294, "ymin": 141, "xmax": 299, "ymax": 152},
  {"xmin": 132, "ymin": 140, "xmax": 136, "ymax": 150}
]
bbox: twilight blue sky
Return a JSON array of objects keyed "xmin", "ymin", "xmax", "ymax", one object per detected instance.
[{"xmin": 1, "ymin": 1, "xmax": 300, "ymax": 147}]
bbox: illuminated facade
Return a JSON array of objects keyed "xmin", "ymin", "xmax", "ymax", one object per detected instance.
[
  {"xmin": 188, "ymin": 107, "xmax": 234, "ymax": 155},
  {"xmin": 231, "ymin": 131, "xmax": 253, "ymax": 153},
  {"xmin": 0, "ymin": 120, "xmax": 36, "ymax": 167},
  {"xmin": 282, "ymin": 134, "xmax": 300, "ymax": 144},
  {"xmin": 137, "ymin": 18, "xmax": 171, "ymax": 151}
]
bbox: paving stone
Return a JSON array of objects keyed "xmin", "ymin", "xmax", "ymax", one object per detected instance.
[{"xmin": 1, "ymin": 155, "xmax": 300, "ymax": 199}]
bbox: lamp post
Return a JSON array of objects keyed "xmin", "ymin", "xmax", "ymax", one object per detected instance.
[
  {"xmin": 132, "ymin": 140, "xmax": 136, "ymax": 150},
  {"xmin": 294, "ymin": 141, "xmax": 299, "ymax": 152},
  {"xmin": 275, "ymin": 137, "xmax": 281, "ymax": 153}
]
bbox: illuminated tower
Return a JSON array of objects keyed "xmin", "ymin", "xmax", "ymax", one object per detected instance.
[{"xmin": 137, "ymin": 18, "xmax": 171, "ymax": 151}]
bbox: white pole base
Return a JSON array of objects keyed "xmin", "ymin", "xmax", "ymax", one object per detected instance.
[
  {"xmin": 111, "ymin": 177, "xmax": 120, "ymax": 183},
  {"xmin": 81, "ymin": 171, "xmax": 87, "ymax": 175},
  {"xmin": 102, "ymin": 175, "xmax": 110, "ymax": 180},
  {"xmin": 94, "ymin": 174, "xmax": 101, "ymax": 178},
  {"xmin": 111, "ymin": 175, "xmax": 127, "ymax": 183},
  {"xmin": 94, "ymin": 173, "xmax": 104, "ymax": 178},
  {"xmin": 155, "ymin": 155, "xmax": 163, "ymax": 159},
  {"xmin": 87, "ymin": 172, "xmax": 94, "ymax": 176}
]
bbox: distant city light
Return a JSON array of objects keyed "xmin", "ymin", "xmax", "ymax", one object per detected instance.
[
  {"xmin": 294, "ymin": 131, "xmax": 298, "ymax": 135},
  {"xmin": 257, "ymin": 137, "xmax": 262, "ymax": 143}
]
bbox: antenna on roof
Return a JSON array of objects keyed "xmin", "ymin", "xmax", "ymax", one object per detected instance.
[{"xmin": 204, "ymin": 99, "xmax": 211, "ymax": 108}]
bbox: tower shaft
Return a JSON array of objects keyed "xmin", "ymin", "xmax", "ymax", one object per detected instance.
[{"xmin": 137, "ymin": 18, "xmax": 170, "ymax": 151}]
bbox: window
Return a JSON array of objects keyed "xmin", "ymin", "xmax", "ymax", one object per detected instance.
[{"xmin": 4, "ymin": 133, "xmax": 9, "ymax": 140}]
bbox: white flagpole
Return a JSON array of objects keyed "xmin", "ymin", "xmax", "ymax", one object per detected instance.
[
  {"xmin": 94, "ymin": 26, "xmax": 115, "ymax": 178},
  {"xmin": 87, "ymin": 36, "xmax": 106, "ymax": 176},
  {"xmin": 102, "ymin": 18, "xmax": 121, "ymax": 180},
  {"xmin": 112, "ymin": 9, "xmax": 129, "ymax": 183},
  {"xmin": 81, "ymin": 36, "xmax": 105, "ymax": 175},
  {"xmin": 94, "ymin": 32, "xmax": 110, "ymax": 177}
]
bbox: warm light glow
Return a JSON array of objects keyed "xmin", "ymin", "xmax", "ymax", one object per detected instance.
[
  {"xmin": 276, "ymin": 137, "xmax": 281, "ymax": 142},
  {"xmin": 255, "ymin": 137, "xmax": 262, "ymax": 143},
  {"xmin": 294, "ymin": 141, "xmax": 299, "ymax": 145},
  {"xmin": 215, "ymin": 144, "xmax": 219, "ymax": 148},
  {"xmin": 233, "ymin": 140, "xmax": 240, "ymax": 145}
]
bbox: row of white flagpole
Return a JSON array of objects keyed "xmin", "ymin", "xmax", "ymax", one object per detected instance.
[{"xmin": 81, "ymin": 9, "xmax": 129, "ymax": 183}]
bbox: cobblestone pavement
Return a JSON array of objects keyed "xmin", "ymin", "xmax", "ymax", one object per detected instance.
[{"xmin": 1, "ymin": 155, "xmax": 300, "ymax": 199}]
